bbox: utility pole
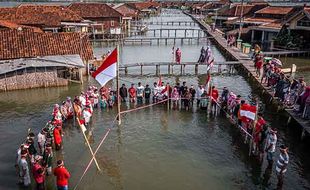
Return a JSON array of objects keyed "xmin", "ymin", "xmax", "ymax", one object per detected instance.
[{"xmin": 238, "ymin": 0, "xmax": 244, "ymax": 40}]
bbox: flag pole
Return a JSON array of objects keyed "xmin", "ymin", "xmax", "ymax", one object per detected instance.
[
  {"xmin": 117, "ymin": 45, "xmax": 121, "ymax": 125},
  {"xmin": 76, "ymin": 118, "xmax": 101, "ymax": 172}
]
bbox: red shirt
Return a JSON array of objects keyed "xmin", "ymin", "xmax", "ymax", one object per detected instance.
[
  {"xmin": 53, "ymin": 127, "xmax": 62, "ymax": 145},
  {"xmin": 32, "ymin": 163, "xmax": 44, "ymax": 183},
  {"xmin": 53, "ymin": 166, "xmax": 70, "ymax": 186},
  {"xmin": 128, "ymin": 87, "xmax": 136, "ymax": 98},
  {"xmin": 211, "ymin": 89, "xmax": 219, "ymax": 102}
]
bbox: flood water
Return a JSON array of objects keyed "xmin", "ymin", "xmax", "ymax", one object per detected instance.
[{"xmin": 0, "ymin": 9, "xmax": 310, "ymax": 190}]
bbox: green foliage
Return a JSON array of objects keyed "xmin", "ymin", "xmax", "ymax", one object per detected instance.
[{"xmin": 275, "ymin": 27, "xmax": 302, "ymax": 49}]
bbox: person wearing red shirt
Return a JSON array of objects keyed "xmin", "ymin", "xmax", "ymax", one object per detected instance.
[
  {"xmin": 128, "ymin": 83, "xmax": 136, "ymax": 103},
  {"xmin": 54, "ymin": 160, "xmax": 70, "ymax": 190},
  {"xmin": 254, "ymin": 113, "xmax": 266, "ymax": 155},
  {"xmin": 210, "ymin": 86, "xmax": 219, "ymax": 113},
  {"xmin": 53, "ymin": 126, "xmax": 62, "ymax": 151},
  {"xmin": 32, "ymin": 155, "xmax": 45, "ymax": 190}
]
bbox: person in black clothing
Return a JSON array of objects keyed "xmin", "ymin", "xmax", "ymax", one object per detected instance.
[
  {"xmin": 180, "ymin": 82, "xmax": 187, "ymax": 107},
  {"xmin": 189, "ymin": 85, "xmax": 196, "ymax": 106},
  {"xmin": 119, "ymin": 84, "xmax": 128, "ymax": 102},
  {"xmin": 144, "ymin": 84, "xmax": 151, "ymax": 104}
]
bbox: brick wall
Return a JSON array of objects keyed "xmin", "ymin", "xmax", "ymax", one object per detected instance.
[{"xmin": 0, "ymin": 70, "xmax": 68, "ymax": 92}]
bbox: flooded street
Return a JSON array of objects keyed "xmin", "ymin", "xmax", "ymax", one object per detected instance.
[{"xmin": 0, "ymin": 9, "xmax": 310, "ymax": 190}]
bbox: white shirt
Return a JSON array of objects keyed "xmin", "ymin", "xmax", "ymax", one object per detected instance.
[
  {"xmin": 153, "ymin": 86, "xmax": 160, "ymax": 96},
  {"xmin": 266, "ymin": 133, "xmax": 277, "ymax": 153},
  {"xmin": 37, "ymin": 132, "xmax": 46, "ymax": 146},
  {"xmin": 196, "ymin": 87, "xmax": 205, "ymax": 99},
  {"xmin": 79, "ymin": 95, "xmax": 86, "ymax": 106},
  {"xmin": 137, "ymin": 86, "xmax": 145, "ymax": 97},
  {"xmin": 83, "ymin": 110, "xmax": 92, "ymax": 124}
]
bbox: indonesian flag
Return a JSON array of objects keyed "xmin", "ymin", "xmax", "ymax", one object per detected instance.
[
  {"xmin": 240, "ymin": 104, "xmax": 257, "ymax": 121},
  {"xmin": 158, "ymin": 75, "xmax": 162, "ymax": 87},
  {"xmin": 206, "ymin": 47, "xmax": 214, "ymax": 71},
  {"xmin": 92, "ymin": 48, "xmax": 117, "ymax": 86}
]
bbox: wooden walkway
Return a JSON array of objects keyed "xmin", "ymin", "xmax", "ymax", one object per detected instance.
[
  {"xmin": 187, "ymin": 13, "xmax": 310, "ymax": 138},
  {"xmin": 119, "ymin": 61, "xmax": 240, "ymax": 76},
  {"xmin": 131, "ymin": 20, "xmax": 197, "ymax": 26},
  {"xmin": 124, "ymin": 36, "xmax": 211, "ymax": 45},
  {"xmin": 130, "ymin": 28, "xmax": 205, "ymax": 37}
]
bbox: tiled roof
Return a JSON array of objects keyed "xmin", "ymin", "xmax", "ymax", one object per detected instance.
[
  {"xmin": 257, "ymin": 21, "xmax": 282, "ymax": 30},
  {"xmin": 0, "ymin": 29, "xmax": 93, "ymax": 61},
  {"xmin": 113, "ymin": 3, "xmax": 138, "ymax": 17},
  {"xmin": 126, "ymin": 2, "xmax": 160, "ymax": 11},
  {"xmin": 218, "ymin": 5, "xmax": 255, "ymax": 17},
  {"xmin": 0, "ymin": 5, "xmax": 82, "ymax": 27},
  {"xmin": 255, "ymin": 6, "xmax": 294, "ymax": 15},
  {"xmin": 0, "ymin": 7, "xmax": 17, "ymax": 20},
  {"xmin": 68, "ymin": 3, "xmax": 122, "ymax": 19},
  {"xmin": 305, "ymin": 7, "xmax": 310, "ymax": 15},
  {"xmin": 0, "ymin": 20, "xmax": 43, "ymax": 33}
]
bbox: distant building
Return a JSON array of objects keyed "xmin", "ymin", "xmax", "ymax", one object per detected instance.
[
  {"xmin": 0, "ymin": 5, "xmax": 86, "ymax": 33},
  {"xmin": 68, "ymin": 3, "xmax": 124, "ymax": 38},
  {"xmin": 0, "ymin": 28, "xmax": 94, "ymax": 91}
]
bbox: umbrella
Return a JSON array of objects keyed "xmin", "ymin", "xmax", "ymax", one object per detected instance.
[{"xmin": 271, "ymin": 58, "xmax": 282, "ymax": 67}]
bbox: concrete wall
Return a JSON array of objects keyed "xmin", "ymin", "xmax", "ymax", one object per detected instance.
[{"xmin": 0, "ymin": 70, "xmax": 68, "ymax": 92}]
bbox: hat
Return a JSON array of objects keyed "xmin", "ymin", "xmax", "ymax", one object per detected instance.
[
  {"xmin": 34, "ymin": 155, "xmax": 43, "ymax": 161},
  {"xmin": 57, "ymin": 160, "xmax": 64, "ymax": 167}
]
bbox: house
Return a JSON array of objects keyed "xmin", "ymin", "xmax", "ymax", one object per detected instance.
[
  {"xmin": 0, "ymin": 20, "xmax": 43, "ymax": 32},
  {"xmin": 126, "ymin": 2, "xmax": 161, "ymax": 17},
  {"xmin": 215, "ymin": 3, "xmax": 267, "ymax": 30},
  {"xmin": 280, "ymin": 6, "xmax": 310, "ymax": 49},
  {"xmin": 113, "ymin": 3, "xmax": 139, "ymax": 35},
  {"xmin": 0, "ymin": 5, "xmax": 85, "ymax": 33},
  {"xmin": 0, "ymin": 28, "xmax": 94, "ymax": 91},
  {"xmin": 68, "ymin": 3, "xmax": 123, "ymax": 38},
  {"xmin": 247, "ymin": 6, "xmax": 298, "ymax": 46}
]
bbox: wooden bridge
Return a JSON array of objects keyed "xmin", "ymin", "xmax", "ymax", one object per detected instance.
[
  {"xmin": 119, "ymin": 61, "xmax": 240, "ymax": 76},
  {"xmin": 124, "ymin": 36, "xmax": 211, "ymax": 45},
  {"xmin": 131, "ymin": 20, "xmax": 197, "ymax": 26},
  {"xmin": 130, "ymin": 28, "xmax": 205, "ymax": 37}
]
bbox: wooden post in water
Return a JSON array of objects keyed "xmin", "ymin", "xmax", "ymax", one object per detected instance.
[
  {"xmin": 195, "ymin": 64, "xmax": 198, "ymax": 75},
  {"xmin": 140, "ymin": 65, "xmax": 143, "ymax": 76},
  {"xmin": 168, "ymin": 64, "xmax": 171, "ymax": 75},
  {"xmin": 156, "ymin": 65, "xmax": 159, "ymax": 76},
  {"xmin": 185, "ymin": 29, "xmax": 187, "ymax": 38},
  {"xmin": 175, "ymin": 29, "xmax": 177, "ymax": 37},
  {"xmin": 125, "ymin": 67, "xmax": 128, "ymax": 75}
]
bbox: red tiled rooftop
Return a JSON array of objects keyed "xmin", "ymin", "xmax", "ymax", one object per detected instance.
[
  {"xmin": 68, "ymin": 3, "xmax": 122, "ymax": 19},
  {"xmin": 0, "ymin": 5, "xmax": 82, "ymax": 27},
  {"xmin": 0, "ymin": 20, "xmax": 43, "ymax": 33},
  {"xmin": 0, "ymin": 29, "xmax": 93, "ymax": 61},
  {"xmin": 113, "ymin": 3, "xmax": 138, "ymax": 18},
  {"xmin": 255, "ymin": 6, "xmax": 294, "ymax": 15}
]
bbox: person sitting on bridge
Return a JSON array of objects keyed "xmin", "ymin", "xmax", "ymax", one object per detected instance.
[{"xmin": 175, "ymin": 48, "xmax": 181, "ymax": 64}]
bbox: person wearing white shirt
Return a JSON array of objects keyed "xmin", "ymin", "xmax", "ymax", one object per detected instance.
[
  {"xmin": 136, "ymin": 82, "xmax": 145, "ymax": 104},
  {"xmin": 196, "ymin": 85, "xmax": 205, "ymax": 107}
]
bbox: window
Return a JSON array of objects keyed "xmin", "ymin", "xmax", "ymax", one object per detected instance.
[
  {"xmin": 297, "ymin": 16, "xmax": 310, "ymax": 27},
  {"xmin": 111, "ymin": 20, "xmax": 115, "ymax": 27}
]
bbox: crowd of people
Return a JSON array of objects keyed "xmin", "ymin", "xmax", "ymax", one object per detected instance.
[
  {"xmin": 15, "ymin": 85, "xmax": 108, "ymax": 190},
  {"xmin": 252, "ymin": 44, "xmax": 310, "ymax": 119}
]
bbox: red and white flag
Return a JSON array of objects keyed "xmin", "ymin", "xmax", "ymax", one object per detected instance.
[
  {"xmin": 92, "ymin": 48, "xmax": 117, "ymax": 86},
  {"xmin": 240, "ymin": 104, "xmax": 257, "ymax": 121},
  {"xmin": 206, "ymin": 47, "xmax": 214, "ymax": 70},
  {"xmin": 158, "ymin": 75, "xmax": 162, "ymax": 87}
]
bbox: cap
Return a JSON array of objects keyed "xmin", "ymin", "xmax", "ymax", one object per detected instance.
[
  {"xmin": 57, "ymin": 160, "xmax": 64, "ymax": 167},
  {"xmin": 34, "ymin": 155, "xmax": 43, "ymax": 161}
]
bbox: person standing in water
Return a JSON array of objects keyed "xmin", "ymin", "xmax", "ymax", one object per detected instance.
[
  {"xmin": 276, "ymin": 145, "xmax": 289, "ymax": 189},
  {"xmin": 144, "ymin": 84, "xmax": 151, "ymax": 104},
  {"xmin": 54, "ymin": 160, "xmax": 70, "ymax": 190},
  {"xmin": 136, "ymin": 82, "xmax": 145, "ymax": 104},
  {"xmin": 198, "ymin": 46, "xmax": 206, "ymax": 63}
]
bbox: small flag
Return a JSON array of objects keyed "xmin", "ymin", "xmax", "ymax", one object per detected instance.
[
  {"xmin": 240, "ymin": 104, "xmax": 257, "ymax": 120},
  {"xmin": 92, "ymin": 48, "xmax": 117, "ymax": 86},
  {"xmin": 158, "ymin": 75, "xmax": 162, "ymax": 87}
]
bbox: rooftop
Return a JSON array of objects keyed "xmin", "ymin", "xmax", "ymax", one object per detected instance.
[
  {"xmin": 0, "ymin": 20, "xmax": 43, "ymax": 32},
  {"xmin": 0, "ymin": 5, "xmax": 83, "ymax": 27},
  {"xmin": 68, "ymin": 3, "xmax": 123, "ymax": 19},
  {"xmin": 0, "ymin": 29, "xmax": 93, "ymax": 61},
  {"xmin": 255, "ymin": 6, "xmax": 294, "ymax": 15}
]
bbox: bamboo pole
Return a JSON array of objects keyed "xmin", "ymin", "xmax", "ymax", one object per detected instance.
[
  {"xmin": 76, "ymin": 118, "xmax": 101, "ymax": 171},
  {"xmin": 117, "ymin": 45, "xmax": 121, "ymax": 125}
]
